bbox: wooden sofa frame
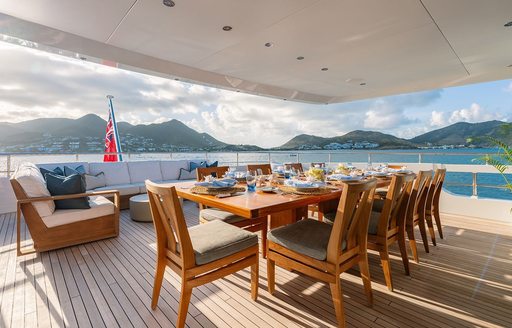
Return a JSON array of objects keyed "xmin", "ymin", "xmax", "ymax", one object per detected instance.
[{"xmin": 10, "ymin": 179, "xmax": 120, "ymax": 256}]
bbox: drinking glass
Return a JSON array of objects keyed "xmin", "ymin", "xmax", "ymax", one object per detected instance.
[{"xmin": 246, "ymin": 171, "xmax": 256, "ymax": 192}]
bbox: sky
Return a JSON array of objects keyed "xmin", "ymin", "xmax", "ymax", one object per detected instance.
[{"xmin": 0, "ymin": 41, "xmax": 511, "ymax": 148}]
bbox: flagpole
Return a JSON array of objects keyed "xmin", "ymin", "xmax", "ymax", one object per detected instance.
[{"xmin": 107, "ymin": 95, "xmax": 123, "ymax": 161}]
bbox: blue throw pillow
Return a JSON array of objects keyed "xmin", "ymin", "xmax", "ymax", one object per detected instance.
[
  {"xmin": 64, "ymin": 165, "xmax": 86, "ymax": 176},
  {"xmin": 40, "ymin": 167, "xmax": 64, "ymax": 179},
  {"xmin": 45, "ymin": 173, "xmax": 90, "ymax": 209},
  {"xmin": 189, "ymin": 161, "xmax": 207, "ymax": 171},
  {"xmin": 207, "ymin": 161, "xmax": 218, "ymax": 168}
]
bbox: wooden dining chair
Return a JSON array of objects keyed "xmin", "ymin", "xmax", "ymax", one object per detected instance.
[
  {"xmin": 366, "ymin": 173, "xmax": 415, "ymax": 291},
  {"xmin": 145, "ymin": 180, "xmax": 259, "ymax": 328},
  {"xmin": 425, "ymin": 168, "xmax": 447, "ymax": 245},
  {"xmin": 196, "ymin": 166, "xmax": 268, "ymax": 257},
  {"xmin": 267, "ymin": 179, "xmax": 377, "ymax": 327},
  {"xmin": 284, "ymin": 162, "xmax": 303, "ymax": 173},
  {"xmin": 247, "ymin": 163, "xmax": 272, "ymax": 175},
  {"xmin": 405, "ymin": 170, "xmax": 433, "ymax": 263}
]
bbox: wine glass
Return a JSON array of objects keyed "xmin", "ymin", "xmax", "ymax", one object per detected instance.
[{"xmin": 246, "ymin": 171, "xmax": 256, "ymax": 192}]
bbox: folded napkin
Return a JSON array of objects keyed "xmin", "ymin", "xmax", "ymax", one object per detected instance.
[
  {"xmin": 328, "ymin": 174, "xmax": 361, "ymax": 181},
  {"xmin": 284, "ymin": 180, "xmax": 324, "ymax": 188},
  {"xmin": 195, "ymin": 178, "xmax": 237, "ymax": 188}
]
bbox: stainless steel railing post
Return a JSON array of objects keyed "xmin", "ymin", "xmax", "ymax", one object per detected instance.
[
  {"xmin": 236, "ymin": 153, "xmax": 239, "ymax": 167},
  {"xmin": 268, "ymin": 152, "xmax": 271, "ymax": 164},
  {"xmin": 328, "ymin": 153, "xmax": 332, "ymax": 165},
  {"xmin": 419, "ymin": 153, "xmax": 422, "ymax": 164},
  {"xmin": 6, "ymin": 154, "xmax": 11, "ymax": 178},
  {"xmin": 472, "ymin": 172, "xmax": 478, "ymax": 197}
]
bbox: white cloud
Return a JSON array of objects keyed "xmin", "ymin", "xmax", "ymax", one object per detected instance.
[
  {"xmin": 430, "ymin": 111, "xmax": 446, "ymax": 127},
  {"xmin": 448, "ymin": 103, "xmax": 502, "ymax": 124}
]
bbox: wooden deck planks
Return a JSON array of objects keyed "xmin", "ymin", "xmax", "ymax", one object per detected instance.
[{"xmin": 0, "ymin": 201, "xmax": 510, "ymax": 328}]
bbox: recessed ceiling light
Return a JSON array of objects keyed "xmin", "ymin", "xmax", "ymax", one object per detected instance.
[
  {"xmin": 174, "ymin": 78, "xmax": 180, "ymax": 81},
  {"xmin": 505, "ymin": 21, "xmax": 512, "ymax": 27},
  {"xmin": 296, "ymin": 56, "xmax": 304, "ymax": 60},
  {"xmin": 79, "ymin": 56, "xmax": 87, "ymax": 61},
  {"xmin": 360, "ymin": 82, "xmax": 367, "ymax": 86},
  {"xmin": 283, "ymin": 98, "xmax": 287, "ymax": 101},
  {"xmin": 222, "ymin": 26, "xmax": 232, "ymax": 31},
  {"xmin": 507, "ymin": 64, "xmax": 512, "ymax": 68},
  {"xmin": 163, "ymin": 0, "xmax": 175, "ymax": 7},
  {"xmin": 264, "ymin": 42, "xmax": 274, "ymax": 48},
  {"xmin": 321, "ymin": 67, "xmax": 328, "ymax": 71}
]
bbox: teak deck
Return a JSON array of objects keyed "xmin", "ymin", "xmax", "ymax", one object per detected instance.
[{"xmin": 0, "ymin": 201, "xmax": 511, "ymax": 328}]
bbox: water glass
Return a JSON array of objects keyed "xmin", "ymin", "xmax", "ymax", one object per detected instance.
[{"xmin": 246, "ymin": 171, "xmax": 256, "ymax": 192}]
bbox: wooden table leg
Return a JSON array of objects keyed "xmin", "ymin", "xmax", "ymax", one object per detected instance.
[{"xmin": 269, "ymin": 206, "xmax": 307, "ymax": 229}]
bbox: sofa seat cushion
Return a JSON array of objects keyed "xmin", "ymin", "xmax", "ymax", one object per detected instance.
[
  {"xmin": 268, "ymin": 219, "xmax": 345, "ymax": 261},
  {"xmin": 13, "ymin": 163, "xmax": 55, "ymax": 217},
  {"xmin": 94, "ymin": 184, "xmax": 140, "ymax": 196},
  {"xmin": 160, "ymin": 160, "xmax": 188, "ymax": 180},
  {"xmin": 41, "ymin": 196, "xmax": 114, "ymax": 228},
  {"xmin": 187, "ymin": 220, "xmax": 258, "ymax": 265},
  {"xmin": 128, "ymin": 161, "xmax": 163, "ymax": 183},
  {"xmin": 89, "ymin": 162, "xmax": 130, "ymax": 186},
  {"xmin": 199, "ymin": 208, "xmax": 246, "ymax": 223}
]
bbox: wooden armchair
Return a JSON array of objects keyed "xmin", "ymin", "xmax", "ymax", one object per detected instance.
[
  {"xmin": 425, "ymin": 168, "xmax": 446, "ymax": 244},
  {"xmin": 10, "ymin": 179, "xmax": 119, "ymax": 256},
  {"xmin": 196, "ymin": 166, "xmax": 268, "ymax": 257},
  {"xmin": 367, "ymin": 173, "xmax": 415, "ymax": 291},
  {"xmin": 146, "ymin": 181, "xmax": 259, "ymax": 328},
  {"xmin": 267, "ymin": 179, "xmax": 377, "ymax": 327},
  {"xmin": 405, "ymin": 170, "xmax": 433, "ymax": 262},
  {"xmin": 247, "ymin": 164, "xmax": 272, "ymax": 175}
]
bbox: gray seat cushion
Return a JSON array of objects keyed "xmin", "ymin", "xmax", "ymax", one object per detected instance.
[
  {"xmin": 187, "ymin": 220, "xmax": 258, "ymax": 265},
  {"xmin": 268, "ymin": 219, "xmax": 346, "ymax": 261},
  {"xmin": 200, "ymin": 208, "xmax": 246, "ymax": 223},
  {"xmin": 323, "ymin": 210, "xmax": 381, "ymax": 235}
]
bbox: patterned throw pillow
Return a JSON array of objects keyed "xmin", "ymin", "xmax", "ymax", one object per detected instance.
[
  {"xmin": 84, "ymin": 172, "xmax": 106, "ymax": 190},
  {"xmin": 179, "ymin": 161, "xmax": 206, "ymax": 180}
]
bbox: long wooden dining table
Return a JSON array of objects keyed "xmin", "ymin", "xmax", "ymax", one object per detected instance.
[{"xmin": 172, "ymin": 179, "xmax": 391, "ymax": 229}]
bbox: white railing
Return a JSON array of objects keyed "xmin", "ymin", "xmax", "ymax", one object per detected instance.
[{"xmin": 1, "ymin": 150, "xmax": 510, "ymax": 198}]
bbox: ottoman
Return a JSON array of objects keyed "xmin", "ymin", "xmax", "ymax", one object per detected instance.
[{"xmin": 129, "ymin": 194, "xmax": 153, "ymax": 222}]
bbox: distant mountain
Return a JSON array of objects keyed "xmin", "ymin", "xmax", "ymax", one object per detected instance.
[
  {"xmin": 278, "ymin": 130, "xmax": 416, "ymax": 150},
  {"xmin": 0, "ymin": 114, "xmax": 261, "ymax": 152},
  {"xmin": 411, "ymin": 120, "xmax": 512, "ymax": 146}
]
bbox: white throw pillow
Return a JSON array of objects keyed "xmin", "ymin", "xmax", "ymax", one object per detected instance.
[
  {"xmin": 85, "ymin": 172, "xmax": 107, "ymax": 190},
  {"xmin": 13, "ymin": 162, "xmax": 55, "ymax": 217}
]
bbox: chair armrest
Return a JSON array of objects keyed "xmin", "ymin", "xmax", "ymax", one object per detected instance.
[{"xmin": 17, "ymin": 190, "xmax": 121, "ymax": 204}]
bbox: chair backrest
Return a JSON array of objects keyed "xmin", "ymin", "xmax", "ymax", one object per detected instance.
[
  {"xmin": 428, "ymin": 168, "xmax": 446, "ymax": 211},
  {"xmin": 405, "ymin": 170, "xmax": 433, "ymax": 224},
  {"xmin": 247, "ymin": 164, "xmax": 272, "ymax": 175},
  {"xmin": 284, "ymin": 163, "xmax": 303, "ymax": 172},
  {"xmin": 145, "ymin": 180, "xmax": 196, "ymax": 270},
  {"xmin": 375, "ymin": 173, "xmax": 415, "ymax": 237},
  {"xmin": 310, "ymin": 162, "xmax": 326, "ymax": 168},
  {"xmin": 326, "ymin": 179, "xmax": 377, "ymax": 263},
  {"xmin": 196, "ymin": 166, "xmax": 229, "ymax": 181}
]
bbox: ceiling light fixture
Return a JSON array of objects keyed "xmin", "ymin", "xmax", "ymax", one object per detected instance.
[
  {"xmin": 360, "ymin": 82, "xmax": 366, "ymax": 86},
  {"xmin": 505, "ymin": 21, "xmax": 512, "ymax": 27},
  {"xmin": 264, "ymin": 42, "xmax": 273, "ymax": 47},
  {"xmin": 163, "ymin": 0, "xmax": 175, "ymax": 7},
  {"xmin": 321, "ymin": 67, "xmax": 328, "ymax": 71},
  {"xmin": 507, "ymin": 64, "xmax": 512, "ymax": 67},
  {"xmin": 296, "ymin": 56, "xmax": 304, "ymax": 60},
  {"xmin": 222, "ymin": 26, "xmax": 232, "ymax": 31}
]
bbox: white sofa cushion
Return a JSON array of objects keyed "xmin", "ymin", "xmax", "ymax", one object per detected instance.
[
  {"xmin": 160, "ymin": 160, "xmax": 188, "ymax": 180},
  {"xmin": 89, "ymin": 162, "xmax": 130, "ymax": 186},
  {"xmin": 94, "ymin": 184, "xmax": 140, "ymax": 196},
  {"xmin": 84, "ymin": 172, "xmax": 107, "ymax": 190},
  {"xmin": 41, "ymin": 195, "xmax": 114, "ymax": 228},
  {"xmin": 37, "ymin": 162, "xmax": 89, "ymax": 174},
  {"xmin": 13, "ymin": 163, "xmax": 55, "ymax": 217},
  {"xmin": 127, "ymin": 161, "xmax": 163, "ymax": 183}
]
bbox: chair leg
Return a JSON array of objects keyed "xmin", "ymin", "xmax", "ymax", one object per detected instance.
[
  {"xmin": 407, "ymin": 225, "xmax": 419, "ymax": 263},
  {"xmin": 329, "ymin": 278, "xmax": 346, "ymax": 328},
  {"xmin": 267, "ymin": 256, "xmax": 276, "ymax": 295},
  {"xmin": 261, "ymin": 217, "xmax": 268, "ymax": 259},
  {"xmin": 151, "ymin": 259, "xmax": 166, "ymax": 309},
  {"xmin": 379, "ymin": 250, "xmax": 393, "ymax": 292},
  {"xmin": 425, "ymin": 212, "xmax": 437, "ymax": 246},
  {"xmin": 417, "ymin": 218, "xmax": 430, "ymax": 253},
  {"xmin": 251, "ymin": 261, "xmax": 259, "ymax": 301},
  {"xmin": 433, "ymin": 207, "xmax": 444, "ymax": 239},
  {"xmin": 397, "ymin": 231, "xmax": 410, "ymax": 275},
  {"xmin": 177, "ymin": 284, "xmax": 193, "ymax": 328},
  {"xmin": 358, "ymin": 253, "xmax": 373, "ymax": 305}
]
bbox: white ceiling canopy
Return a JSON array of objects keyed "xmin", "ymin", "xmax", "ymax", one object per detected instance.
[{"xmin": 0, "ymin": 0, "xmax": 511, "ymax": 104}]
